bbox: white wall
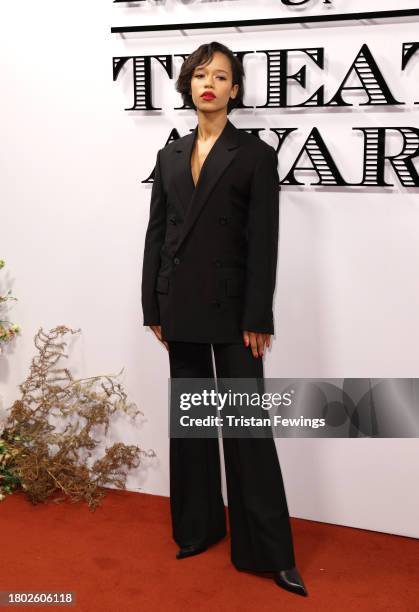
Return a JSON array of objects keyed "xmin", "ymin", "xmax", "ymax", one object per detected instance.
[{"xmin": 1, "ymin": 0, "xmax": 418, "ymax": 538}]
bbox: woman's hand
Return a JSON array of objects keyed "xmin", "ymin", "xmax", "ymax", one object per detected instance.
[
  {"xmin": 242, "ymin": 331, "xmax": 271, "ymax": 358},
  {"xmin": 150, "ymin": 325, "xmax": 169, "ymax": 351}
]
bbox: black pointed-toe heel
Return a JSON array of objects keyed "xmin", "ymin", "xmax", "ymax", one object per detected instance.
[
  {"xmin": 176, "ymin": 544, "xmax": 207, "ymax": 559},
  {"xmin": 274, "ymin": 566, "xmax": 308, "ymax": 596},
  {"xmin": 176, "ymin": 532, "xmax": 226, "ymax": 560}
]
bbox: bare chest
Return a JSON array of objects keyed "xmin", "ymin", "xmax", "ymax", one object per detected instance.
[{"xmin": 190, "ymin": 139, "xmax": 217, "ymax": 188}]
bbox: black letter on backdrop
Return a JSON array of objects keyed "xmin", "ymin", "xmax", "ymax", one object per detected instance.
[
  {"xmin": 281, "ymin": 127, "xmax": 347, "ymax": 186},
  {"xmin": 355, "ymin": 127, "xmax": 419, "ymax": 187},
  {"xmin": 113, "ymin": 55, "xmax": 173, "ymax": 110},
  {"xmin": 256, "ymin": 48, "xmax": 325, "ymax": 108},
  {"xmin": 402, "ymin": 42, "xmax": 419, "ymax": 104},
  {"xmin": 326, "ymin": 44, "xmax": 403, "ymax": 107}
]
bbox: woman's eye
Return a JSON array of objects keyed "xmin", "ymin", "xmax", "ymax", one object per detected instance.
[{"xmin": 194, "ymin": 74, "xmax": 226, "ymax": 80}]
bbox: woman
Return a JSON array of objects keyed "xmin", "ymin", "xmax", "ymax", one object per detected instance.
[{"xmin": 141, "ymin": 41, "xmax": 307, "ymax": 597}]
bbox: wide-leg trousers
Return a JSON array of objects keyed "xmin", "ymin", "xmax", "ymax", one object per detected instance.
[{"xmin": 168, "ymin": 341, "xmax": 296, "ymax": 572}]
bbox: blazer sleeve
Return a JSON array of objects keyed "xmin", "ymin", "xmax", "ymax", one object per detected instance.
[
  {"xmin": 141, "ymin": 148, "xmax": 166, "ymax": 326},
  {"xmin": 241, "ymin": 145, "xmax": 280, "ymax": 335}
]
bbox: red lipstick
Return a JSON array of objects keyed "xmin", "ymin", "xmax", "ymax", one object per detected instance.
[{"xmin": 201, "ymin": 92, "xmax": 216, "ymax": 100}]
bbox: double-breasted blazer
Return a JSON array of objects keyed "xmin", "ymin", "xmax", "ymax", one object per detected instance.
[{"xmin": 141, "ymin": 117, "xmax": 280, "ymax": 343}]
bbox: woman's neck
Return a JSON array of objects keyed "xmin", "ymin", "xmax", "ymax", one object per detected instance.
[{"xmin": 195, "ymin": 112, "xmax": 228, "ymax": 142}]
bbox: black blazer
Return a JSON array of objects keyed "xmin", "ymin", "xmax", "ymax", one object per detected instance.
[{"xmin": 141, "ymin": 118, "xmax": 280, "ymax": 343}]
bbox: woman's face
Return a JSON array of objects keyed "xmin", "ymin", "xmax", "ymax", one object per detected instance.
[{"xmin": 190, "ymin": 51, "xmax": 239, "ymax": 114}]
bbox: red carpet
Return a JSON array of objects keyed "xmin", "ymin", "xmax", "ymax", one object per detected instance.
[{"xmin": 0, "ymin": 489, "xmax": 418, "ymax": 611}]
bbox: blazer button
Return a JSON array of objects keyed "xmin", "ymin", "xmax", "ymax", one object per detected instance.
[
  {"xmin": 169, "ymin": 215, "xmax": 177, "ymax": 224},
  {"xmin": 174, "ymin": 257, "xmax": 180, "ymax": 265}
]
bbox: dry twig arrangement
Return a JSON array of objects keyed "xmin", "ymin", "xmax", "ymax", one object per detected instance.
[{"xmin": 0, "ymin": 325, "xmax": 154, "ymax": 509}]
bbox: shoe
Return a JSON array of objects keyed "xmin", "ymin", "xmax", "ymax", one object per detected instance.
[
  {"xmin": 175, "ymin": 531, "xmax": 226, "ymax": 560},
  {"xmin": 273, "ymin": 566, "xmax": 308, "ymax": 596},
  {"xmin": 176, "ymin": 544, "xmax": 207, "ymax": 559}
]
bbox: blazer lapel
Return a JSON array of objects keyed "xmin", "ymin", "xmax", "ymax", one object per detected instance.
[{"xmin": 172, "ymin": 118, "xmax": 240, "ymax": 255}]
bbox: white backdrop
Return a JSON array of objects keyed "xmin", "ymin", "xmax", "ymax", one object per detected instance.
[{"xmin": 1, "ymin": 0, "xmax": 418, "ymax": 538}]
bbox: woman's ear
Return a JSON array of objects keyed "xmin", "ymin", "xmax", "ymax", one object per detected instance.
[{"xmin": 230, "ymin": 83, "xmax": 239, "ymax": 100}]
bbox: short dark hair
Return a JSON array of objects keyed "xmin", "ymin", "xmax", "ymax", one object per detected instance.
[{"xmin": 175, "ymin": 41, "xmax": 244, "ymax": 114}]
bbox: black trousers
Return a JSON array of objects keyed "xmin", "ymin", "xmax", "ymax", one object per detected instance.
[{"xmin": 168, "ymin": 341, "xmax": 296, "ymax": 572}]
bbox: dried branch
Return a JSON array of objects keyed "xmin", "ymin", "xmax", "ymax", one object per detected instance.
[{"xmin": 0, "ymin": 325, "xmax": 155, "ymax": 509}]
